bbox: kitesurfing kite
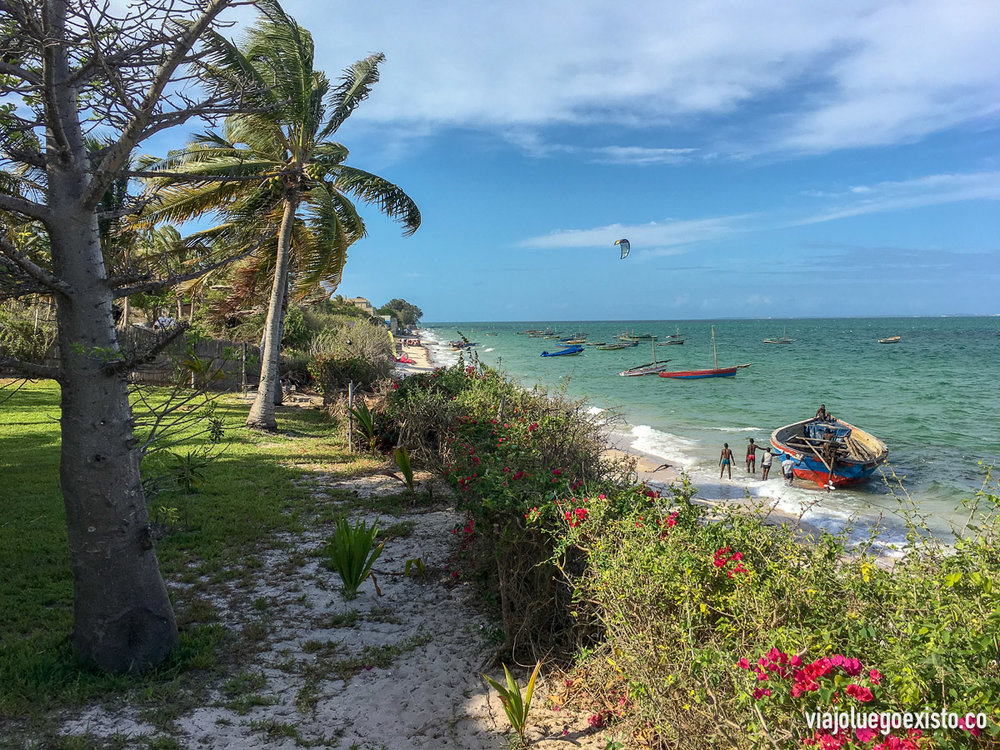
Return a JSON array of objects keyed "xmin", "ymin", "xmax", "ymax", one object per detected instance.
[{"xmin": 615, "ymin": 238, "xmax": 630, "ymax": 259}]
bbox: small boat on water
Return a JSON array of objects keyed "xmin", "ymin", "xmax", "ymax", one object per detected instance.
[
  {"xmin": 764, "ymin": 327, "xmax": 795, "ymax": 344},
  {"xmin": 658, "ymin": 326, "xmax": 686, "ymax": 345},
  {"xmin": 878, "ymin": 336, "xmax": 901, "ymax": 344},
  {"xmin": 597, "ymin": 341, "xmax": 638, "ymax": 350},
  {"xmin": 771, "ymin": 417, "xmax": 888, "ymax": 488},
  {"xmin": 541, "ymin": 345, "xmax": 584, "ymax": 357},
  {"xmin": 659, "ymin": 326, "xmax": 750, "ymax": 379},
  {"xmin": 584, "ymin": 341, "xmax": 607, "ymax": 347},
  {"xmin": 619, "ymin": 340, "xmax": 672, "ymax": 376}
]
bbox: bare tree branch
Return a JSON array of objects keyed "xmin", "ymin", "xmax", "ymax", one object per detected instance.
[
  {"xmin": 85, "ymin": 0, "xmax": 236, "ymax": 208},
  {"xmin": 103, "ymin": 321, "xmax": 190, "ymax": 375},
  {"xmin": 0, "ymin": 234, "xmax": 72, "ymax": 296},
  {"xmin": 0, "ymin": 192, "xmax": 52, "ymax": 223},
  {"xmin": 111, "ymin": 240, "xmax": 260, "ymax": 297},
  {"xmin": 0, "ymin": 354, "xmax": 60, "ymax": 380}
]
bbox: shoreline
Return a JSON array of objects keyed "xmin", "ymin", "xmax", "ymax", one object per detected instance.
[{"xmin": 402, "ymin": 330, "xmax": 831, "ymax": 539}]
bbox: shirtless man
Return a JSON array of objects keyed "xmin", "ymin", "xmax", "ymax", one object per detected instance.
[
  {"xmin": 746, "ymin": 438, "xmax": 758, "ymax": 474},
  {"xmin": 815, "ymin": 404, "xmax": 827, "ymax": 421},
  {"xmin": 719, "ymin": 443, "xmax": 734, "ymax": 479}
]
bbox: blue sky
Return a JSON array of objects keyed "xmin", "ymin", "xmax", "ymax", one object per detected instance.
[{"xmin": 169, "ymin": 0, "xmax": 1000, "ymax": 320}]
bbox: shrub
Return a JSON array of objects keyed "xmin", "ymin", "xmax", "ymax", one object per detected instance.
[{"xmin": 309, "ymin": 321, "xmax": 394, "ymax": 398}]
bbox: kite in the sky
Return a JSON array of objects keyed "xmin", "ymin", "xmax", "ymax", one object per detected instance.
[{"xmin": 615, "ymin": 238, "xmax": 630, "ymax": 259}]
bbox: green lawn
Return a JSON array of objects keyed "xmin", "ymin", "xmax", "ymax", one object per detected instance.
[{"xmin": 0, "ymin": 379, "xmax": 378, "ymax": 733}]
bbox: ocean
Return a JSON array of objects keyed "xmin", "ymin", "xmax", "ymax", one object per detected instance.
[{"xmin": 419, "ymin": 317, "xmax": 1000, "ymax": 546}]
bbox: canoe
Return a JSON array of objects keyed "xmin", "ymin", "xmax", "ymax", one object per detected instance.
[
  {"xmin": 770, "ymin": 417, "xmax": 888, "ymax": 488},
  {"xmin": 878, "ymin": 336, "xmax": 901, "ymax": 344},
  {"xmin": 620, "ymin": 360, "xmax": 671, "ymax": 377},
  {"xmin": 540, "ymin": 345, "xmax": 584, "ymax": 357},
  {"xmin": 597, "ymin": 341, "xmax": 638, "ymax": 350},
  {"xmin": 658, "ymin": 364, "xmax": 750, "ymax": 379},
  {"xmin": 764, "ymin": 326, "xmax": 794, "ymax": 344},
  {"xmin": 584, "ymin": 341, "xmax": 607, "ymax": 347},
  {"xmin": 658, "ymin": 339, "xmax": 685, "ymax": 345}
]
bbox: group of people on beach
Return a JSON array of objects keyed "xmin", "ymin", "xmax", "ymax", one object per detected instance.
[
  {"xmin": 719, "ymin": 404, "xmax": 833, "ymax": 485},
  {"xmin": 719, "ymin": 438, "xmax": 795, "ymax": 484}
]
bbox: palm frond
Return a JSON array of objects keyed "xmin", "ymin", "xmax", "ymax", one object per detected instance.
[
  {"xmin": 319, "ymin": 53, "xmax": 385, "ymax": 141},
  {"xmin": 332, "ymin": 166, "xmax": 421, "ymax": 236}
]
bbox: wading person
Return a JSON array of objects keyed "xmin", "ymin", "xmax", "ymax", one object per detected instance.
[
  {"xmin": 746, "ymin": 438, "xmax": 758, "ymax": 474},
  {"xmin": 719, "ymin": 443, "xmax": 734, "ymax": 479},
  {"xmin": 782, "ymin": 456, "xmax": 795, "ymax": 485},
  {"xmin": 761, "ymin": 447, "xmax": 773, "ymax": 479}
]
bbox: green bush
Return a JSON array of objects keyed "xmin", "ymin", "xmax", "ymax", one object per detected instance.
[
  {"xmin": 309, "ymin": 321, "xmax": 393, "ymax": 397},
  {"xmin": 383, "ymin": 362, "xmax": 1000, "ymax": 748},
  {"xmin": 564, "ymin": 477, "xmax": 1000, "ymax": 748}
]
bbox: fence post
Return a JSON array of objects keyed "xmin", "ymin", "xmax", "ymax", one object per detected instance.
[
  {"xmin": 241, "ymin": 343, "xmax": 247, "ymax": 392},
  {"xmin": 347, "ymin": 380, "xmax": 354, "ymax": 453}
]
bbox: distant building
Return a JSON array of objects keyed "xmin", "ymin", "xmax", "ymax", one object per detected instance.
[{"xmin": 344, "ymin": 297, "xmax": 376, "ymax": 316}]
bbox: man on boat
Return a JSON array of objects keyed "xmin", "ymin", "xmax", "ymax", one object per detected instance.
[
  {"xmin": 719, "ymin": 443, "xmax": 734, "ymax": 479},
  {"xmin": 815, "ymin": 404, "xmax": 827, "ymax": 421},
  {"xmin": 746, "ymin": 438, "xmax": 758, "ymax": 474}
]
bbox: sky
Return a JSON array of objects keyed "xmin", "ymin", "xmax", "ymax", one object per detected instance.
[{"xmin": 164, "ymin": 0, "xmax": 1000, "ymax": 321}]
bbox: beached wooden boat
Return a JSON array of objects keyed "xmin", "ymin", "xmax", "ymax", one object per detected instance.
[
  {"xmin": 764, "ymin": 327, "xmax": 794, "ymax": 344},
  {"xmin": 659, "ymin": 326, "xmax": 750, "ymax": 379},
  {"xmin": 540, "ymin": 345, "xmax": 583, "ymax": 357},
  {"xmin": 878, "ymin": 336, "xmax": 901, "ymax": 344},
  {"xmin": 770, "ymin": 417, "xmax": 888, "ymax": 488}
]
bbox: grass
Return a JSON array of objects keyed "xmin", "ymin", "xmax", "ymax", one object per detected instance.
[{"xmin": 0, "ymin": 379, "xmax": 378, "ymax": 736}]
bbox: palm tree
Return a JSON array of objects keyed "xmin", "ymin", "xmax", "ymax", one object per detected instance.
[{"xmin": 146, "ymin": 2, "xmax": 420, "ymax": 430}]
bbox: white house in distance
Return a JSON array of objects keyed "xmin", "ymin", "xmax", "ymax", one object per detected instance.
[
  {"xmin": 344, "ymin": 296, "xmax": 399, "ymax": 334},
  {"xmin": 344, "ymin": 296, "xmax": 376, "ymax": 316}
]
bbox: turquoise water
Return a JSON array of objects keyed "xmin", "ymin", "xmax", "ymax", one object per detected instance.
[{"xmin": 421, "ymin": 318, "xmax": 1000, "ymax": 542}]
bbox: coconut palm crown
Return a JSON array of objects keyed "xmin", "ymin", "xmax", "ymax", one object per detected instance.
[{"xmin": 146, "ymin": 1, "xmax": 420, "ymax": 430}]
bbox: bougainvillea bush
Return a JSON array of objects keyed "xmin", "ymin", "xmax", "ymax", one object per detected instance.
[
  {"xmin": 381, "ymin": 361, "xmax": 1000, "ymax": 748},
  {"xmin": 565, "ymin": 480, "xmax": 1000, "ymax": 748},
  {"xmin": 380, "ymin": 360, "xmax": 629, "ymax": 659}
]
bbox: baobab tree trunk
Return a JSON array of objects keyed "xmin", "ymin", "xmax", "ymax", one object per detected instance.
[
  {"xmin": 246, "ymin": 194, "xmax": 298, "ymax": 431},
  {"xmin": 49, "ymin": 185, "xmax": 177, "ymax": 673}
]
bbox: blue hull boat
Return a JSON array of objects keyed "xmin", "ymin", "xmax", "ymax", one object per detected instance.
[{"xmin": 541, "ymin": 345, "xmax": 584, "ymax": 357}]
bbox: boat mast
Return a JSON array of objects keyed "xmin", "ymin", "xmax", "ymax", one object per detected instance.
[{"xmin": 712, "ymin": 325, "xmax": 718, "ymax": 369}]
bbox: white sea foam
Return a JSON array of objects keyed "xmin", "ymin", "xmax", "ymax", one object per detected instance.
[
  {"xmin": 586, "ymin": 406, "xmax": 606, "ymax": 416},
  {"xmin": 707, "ymin": 426, "xmax": 763, "ymax": 433},
  {"xmin": 629, "ymin": 424, "xmax": 698, "ymax": 468},
  {"xmin": 483, "ymin": 347, "xmax": 495, "ymax": 352}
]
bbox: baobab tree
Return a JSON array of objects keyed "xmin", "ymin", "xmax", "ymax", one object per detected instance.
[{"xmin": 0, "ymin": 0, "xmax": 271, "ymax": 672}]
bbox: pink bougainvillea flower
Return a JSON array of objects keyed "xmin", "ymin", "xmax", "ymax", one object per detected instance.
[
  {"xmin": 855, "ymin": 728, "xmax": 877, "ymax": 743},
  {"xmin": 587, "ymin": 714, "xmax": 605, "ymax": 729},
  {"xmin": 512, "ymin": 471, "xmax": 525, "ymax": 481},
  {"xmin": 868, "ymin": 668, "xmax": 882, "ymax": 685},
  {"xmin": 956, "ymin": 716, "xmax": 981, "ymax": 737},
  {"xmin": 752, "ymin": 688, "xmax": 772, "ymax": 699},
  {"xmin": 552, "ymin": 468, "xmax": 563, "ymax": 476},
  {"xmin": 737, "ymin": 658, "xmax": 750, "ymax": 669},
  {"xmin": 845, "ymin": 683, "xmax": 874, "ymax": 703},
  {"xmin": 528, "ymin": 422, "xmax": 538, "ymax": 432}
]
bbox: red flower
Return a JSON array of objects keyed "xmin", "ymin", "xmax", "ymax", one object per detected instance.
[
  {"xmin": 512, "ymin": 471, "xmax": 524, "ymax": 480},
  {"xmin": 528, "ymin": 422, "xmax": 538, "ymax": 432},
  {"xmin": 844, "ymin": 683, "xmax": 873, "ymax": 703},
  {"xmin": 868, "ymin": 668, "xmax": 882, "ymax": 685}
]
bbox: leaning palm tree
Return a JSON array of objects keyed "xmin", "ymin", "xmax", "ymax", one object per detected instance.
[{"xmin": 146, "ymin": 1, "xmax": 420, "ymax": 430}]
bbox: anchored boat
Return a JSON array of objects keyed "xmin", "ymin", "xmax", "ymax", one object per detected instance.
[
  {"xmin": 540, "ymin": 345, "xmax": 584, "ymax": 357},
  {"xmin": 770, "ymin": 417, "xmax": 888, "ymax": 488},
  {"xmin": 619, "ymin": 340, "xmax": 672, "ymax": 376},
  {"xmin": 659, "ymin": 326, "xmax": 750, "ymax": 379}
]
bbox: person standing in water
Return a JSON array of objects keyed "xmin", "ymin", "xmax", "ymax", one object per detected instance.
[
  {"xmin": 761, "ymin": 447, "xmax": 774, "ymax": 479},
  {"xmin": 746, "ymin": 438, "xmax": 758, "ymax": 474},
  {"xmin": 719, "ymin": 443, "xmax": 734, "ymax": 479},
  {"xmin": 781, "ymin": 456, "xmax": 796, "ymax": 485}
]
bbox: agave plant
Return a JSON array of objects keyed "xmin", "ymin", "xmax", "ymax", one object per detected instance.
[
  {"xmin": 325, "ymin": 517, "xmax": 384, "ymax": 599},
  {"xmin": 483, "ymin": 661, "xmax": 542, "ymax": 745},
  {"xmin": 349, "ymin": 399, "xmax": 377, "ymax": 452},
  {"xmin": 393, "ymin": 447, "xmax": 416, "ymax": 494}
]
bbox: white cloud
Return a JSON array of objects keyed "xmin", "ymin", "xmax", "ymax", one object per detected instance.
[
  {"xmin": 282, "ymin": 0, "xmax": 1000, "ymax": 156},
  {"xmin": 519, "ymin": 216, "xmax": 750, "ymax": 250},
  {"xmin": 519, "ymin": 170, "xmax": 1000, "ymax": 249}
]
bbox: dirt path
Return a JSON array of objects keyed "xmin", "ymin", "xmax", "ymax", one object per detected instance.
[{"xmin": 56, "ymin": 473, "xmax": 616, "ymax": 749}]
